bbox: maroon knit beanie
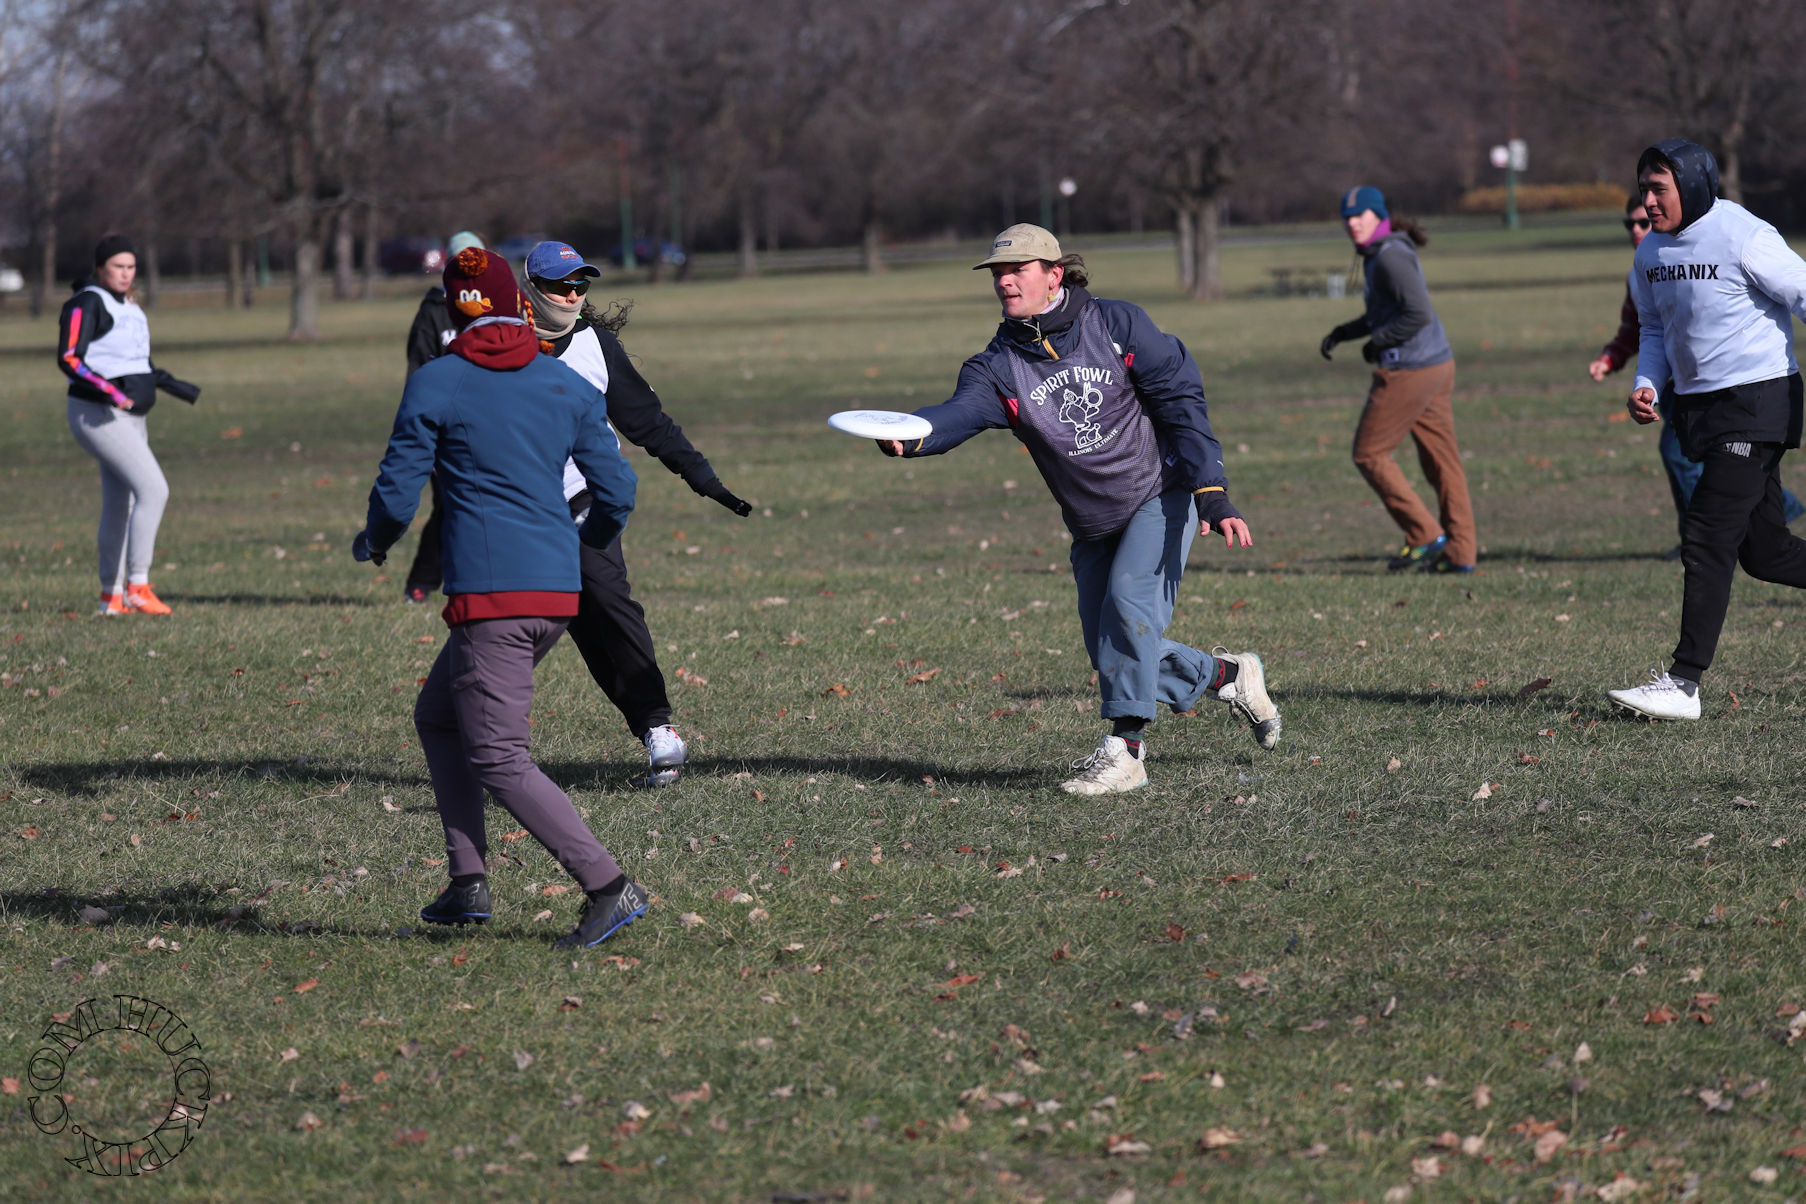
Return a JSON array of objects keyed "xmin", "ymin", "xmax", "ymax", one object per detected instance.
[{"xmin": 443, "ymin": 247, "xmax": 524, "ymax": 328}]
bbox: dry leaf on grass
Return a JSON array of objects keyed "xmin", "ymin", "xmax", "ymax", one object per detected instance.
[
  {"xmin": 1472, "ymin": 1083, "xmax": 1492, "ymax": 1109},
  {"xmin": 294, "ymin": 1111, "xmax": 324, "ymax": 1132},
  {"xmin": 1532, "ymin": 1129, "xmax": 1568, "ymax": 1163},
  {"xmin": 1643, "ymin": 1006, "xmax": 1679, "ymax": 1025},
  {"xmin": 669, "ymin": 1082, "xmax": 711, "ymax": 1106},
  {"xmin": 563, "ymin": 1144, "xmax": 589, "ymax": 1164},
  {"xmin": 679, "ymin": 912, "xmax": 703, "ymax": 928},
  {"xmin": 278, "ymin": 1047, "xmax": 300, "ymax": 1063},
  {"xmin": 1198, "ymin": 1128, "xmax": 1241, "ymax": 1150},
  {"xmin": 294, "ymin": 978, "xmax": 318, "ymax": 994},
  {"xmin": 621, "ymin": 1100, "xmax": 651, "ymax": 1121},
  {"xmin": 1104, "ymin": 1135, "xmax": 1151, "ymax": 1156},
  {"xmin": 513, "ymin": 1051, "xmax": 534, "ymax": 1071}
]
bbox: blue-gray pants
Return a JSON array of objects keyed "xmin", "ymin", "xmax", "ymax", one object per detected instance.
[
  {"xmin": 414, "ymin": 616, "xmax": 623, "ymax": 891},
  {"xmin": 1069, "ymin": 490, "xmax": 1217, "ymax": 721},
  {"xmin": 66, "ymin": 398, "xmax": 168, "ymax": 591}
]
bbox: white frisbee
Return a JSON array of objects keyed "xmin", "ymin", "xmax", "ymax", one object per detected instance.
[{"xmin": 828, "ymin": 409, "xmax": 932, "ymax": 441}]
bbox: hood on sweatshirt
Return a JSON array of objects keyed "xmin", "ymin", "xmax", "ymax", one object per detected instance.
[{"xmin": 1640, "ymin": 138, "xmax": 1719, "ymax": 233}]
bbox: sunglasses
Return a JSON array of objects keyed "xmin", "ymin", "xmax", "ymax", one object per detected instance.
[
  {"xmin": 1623, "ymin": 218, "xmax": 1651, "ymax": 232},
  {"xmin": 533, "ymin": 277, "xmax": 590, "ymax": 296}
]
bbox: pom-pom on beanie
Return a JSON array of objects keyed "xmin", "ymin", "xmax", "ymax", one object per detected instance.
[
  {"xmin": 93, "ymin": 234, "xmax": 137, "ymax": 266},
  {"xmin": 443, "ymin": 246, "xmax": 524, "ymax": 329}
]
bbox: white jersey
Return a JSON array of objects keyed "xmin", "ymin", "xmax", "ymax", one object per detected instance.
[
  {"xmin": 1632, "ymin": 200, "xmax": 1806, "ymax": 396},
  {"xmin": 551, "ymin": 325, "xmax": 621, "ymax": 502},
  {"xmin": 78, "ymin": 285, "xmax": 151, "ymax": 380}
]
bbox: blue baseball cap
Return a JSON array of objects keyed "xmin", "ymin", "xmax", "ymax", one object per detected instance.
[
  {"xmin": 524, "ymin": 241, "xmax": 600, "ymax": 282},
  {"xmin": 1338, "ymin": 185, "xmax": 1388, "ymax": 220}
]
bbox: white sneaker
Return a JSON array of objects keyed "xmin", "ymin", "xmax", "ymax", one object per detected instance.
[
  {"xmin": 1210, "ymin": 648, "xmax": 1282, "ymax": 750},
  {"xmin": 1608, "ymin": 669, "xmax": 1701, "ymax": 720},
  {"xmin": 642, "ymin": 725, "xmax": 687, "ymax": 787},
  {"xmin": 1061, "ymin": 734, "xmax": 1148, "ymax": 796}
]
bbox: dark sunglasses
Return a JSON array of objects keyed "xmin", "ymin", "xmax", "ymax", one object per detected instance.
[
  {"xmin": 1623, "ymin": 218, "xmax": 1651, "ymax": 232},
  {"xmin": 533, "ymin": 276, "xmax": 590, "ymax": 296}
]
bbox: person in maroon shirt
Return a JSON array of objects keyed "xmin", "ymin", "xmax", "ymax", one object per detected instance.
[{"xmin": 1589, "ymin": 194, "xmax": 1802, "ymax": 554}]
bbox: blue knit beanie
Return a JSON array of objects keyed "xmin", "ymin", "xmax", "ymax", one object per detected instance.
[{"xmin": 1338, "ymin": 186, "xmax": 1388, "ymax": 220}]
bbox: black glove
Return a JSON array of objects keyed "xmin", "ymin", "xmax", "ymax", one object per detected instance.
[
  {"xmin": 154, "ymin": 369, "xmax": 201, "ymax": 404},
  {"xmin": 1319, "ymin": 331, "xmax": 1340, "ymax": 361},
  {"xmin": 1361, "ymin": 341, "xmax": 1380, "ymax": 364},
  {"xmin": 1194, "ymin": 491, "xmax": 1243, "ymax": 529},
  {"xmin": 352, "ymin": 530, "xmax": 386, "ymax": 566},
  {"xmin": 699, "ymin": 479, "xmax": 752, "ymax": 517}
]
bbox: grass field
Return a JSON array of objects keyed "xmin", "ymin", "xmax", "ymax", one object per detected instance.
[{"xmin": 4, "ymin": 218, "xmax": 1806, "ymax": 1202}]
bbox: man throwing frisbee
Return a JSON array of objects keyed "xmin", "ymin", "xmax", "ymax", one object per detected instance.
[
  {"xmin": 876, "ymin": 224, "xmax": 1279, "ymax": 794},
  {"xmin": 1609, "ymin": 139, "xmax": 1806, "ymax": 720}
]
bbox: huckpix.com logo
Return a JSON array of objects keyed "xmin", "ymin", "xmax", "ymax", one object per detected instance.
[{"xmin": 25, "ymin": 996, "xmax": 211, "ymax": 1176}]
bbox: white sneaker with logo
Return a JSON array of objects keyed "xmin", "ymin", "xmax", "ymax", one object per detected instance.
[
  {"xmin": 642, "ymin": 725, "xmax": 687, "ymax": 787},
  {"xmin": 1210, "ymin": 648, "xmax": 1282, "ymax": 750},
  {"xmin": 1608, "ymin": 669, "xmax": 1700, "ymax": 720},
  {"xmin": 1061, "ymin": 734, "xmax": 1148, "ymax": 796}
]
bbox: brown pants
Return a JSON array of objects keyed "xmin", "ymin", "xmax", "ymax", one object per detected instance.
[{"xmin": 1352, "ymin": 360, "xmax": 1476, "ymax": 566}]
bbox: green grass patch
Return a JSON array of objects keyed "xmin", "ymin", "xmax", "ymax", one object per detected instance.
[{"xmin": 3, "ymin": 218, "xmax": 1805, "ymax": 1200}]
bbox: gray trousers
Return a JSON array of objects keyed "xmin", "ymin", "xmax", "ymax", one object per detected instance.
[
  {"xmin": 66, "ymin": 398, "xmax": 168, "ymax": 591},
  {"xmin": 414, "ymin": 616, "xmax": 622, "ymax": 891}
]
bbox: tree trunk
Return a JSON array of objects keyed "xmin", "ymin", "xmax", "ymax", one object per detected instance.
[
  {"xmin": 736, "ymin": 191, "xmax": 759, "ymax": 277},
  {"xmin": 332, "ymin": 209, "xmax": 354, "ymax": 300},
  {"xmin": 360, "ymin": 203, "xmax": 378, "ymax": 301},
  {"xmin": 1174, "ymin": 205, "xmax": 1196, "ymax": 293},
  {"xmin": 1180, "ymin": 195, "xmax": 1222, "ymax": 301},
  {"xmin": 226, "ymin": 239, "xmax": 243, "ymax": 308},
  {"xmin": 141, "ymin": 240, "xmax": 161, "ymax": 308},
  {"xmin": 31, "ymin": 56, "xmax": 68, "ymax": 318},
  {"xmin": 763, "ymin": 180, "xmax": 780, "ymax": 253},
  {"xmin": 290, "ymin": 225, "xmax": 322, "ymax": 338},
  {"xmin": 862, "ymin": 219, "xmax": 885, "ymax": 273}
]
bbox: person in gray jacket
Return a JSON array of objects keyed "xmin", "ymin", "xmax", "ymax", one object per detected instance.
[{"xmin": 1320, "ymin": 186, "xmax": 1476, "ymax": 573}]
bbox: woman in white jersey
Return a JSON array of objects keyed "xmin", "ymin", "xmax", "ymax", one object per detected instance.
[{"xmin": 56, "ymin": 235, "xmax": 200, "ymax": 615}]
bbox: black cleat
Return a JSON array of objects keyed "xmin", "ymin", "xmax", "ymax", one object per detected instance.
[
  {"xmin": 553, "ymin": 880, "xmax": 649, "ymax": 950},
  {"xmin": 420, "ymin": 879, "xmax": 491, "ymax": 926}
]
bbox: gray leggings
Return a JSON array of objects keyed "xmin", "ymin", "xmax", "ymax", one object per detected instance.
[{"xmin": 66, "ymin": 398, "xmax": 168, "ymax": 591}]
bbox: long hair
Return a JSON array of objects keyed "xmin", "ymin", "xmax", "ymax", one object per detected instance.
[
  {"xmin": 580, "ymin": 298, "xmax": 632, "ymax": 332},
  {"xmin": 1392, "ymin": 217, "xmax": 1428, "ymax": 247},
  {"xmin": 1049, "ymin": 253, "xmax": 1089, "ymax": 288}
]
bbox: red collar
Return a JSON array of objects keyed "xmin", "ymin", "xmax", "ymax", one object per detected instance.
[{"xmin": 448, "ymin": 321, "xmax": 539, "ymax": 369}]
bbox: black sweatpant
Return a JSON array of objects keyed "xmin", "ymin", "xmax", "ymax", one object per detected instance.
[
  {"xmin": 567, "ymin": 535, "xmax": 672, "ymax": 739},
  {"xmin": 1672, "ymin": 441, "xmax": 1806, "ymax": 681},
  {"xmin": 404, "ymin": 474, "xmax": 444, "ymax": 592}
]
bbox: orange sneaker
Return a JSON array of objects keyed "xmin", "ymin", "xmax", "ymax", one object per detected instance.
[
  {"xmin": 97, "ymin": 592, "xmax": 128, "ymax": 616},
  {"xmin": 124, "ymin": 584, "xmax": 172, "ymax": 615}
]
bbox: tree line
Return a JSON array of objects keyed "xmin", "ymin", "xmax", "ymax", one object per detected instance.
[{"xmin": 2, "ymin": 0, "xmax": 1799, "ymax": 339}]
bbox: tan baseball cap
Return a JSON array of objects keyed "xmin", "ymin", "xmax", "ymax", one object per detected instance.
[{"xmin": 973, "ymin": 223, "xmax": 1062, "ymax": 269}]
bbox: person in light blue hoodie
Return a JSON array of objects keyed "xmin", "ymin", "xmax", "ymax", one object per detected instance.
[{"xmin": 1609, "ymin": 139, "xmax": 1806, "ymax": 721}]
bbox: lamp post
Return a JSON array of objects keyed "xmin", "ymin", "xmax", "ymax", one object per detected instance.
[
  {"xmin": 1489, "ymin": 139, "xmax": 1528, "ymax": 231},
  {"xmin": 1057, "ymin": 177, "xmax": 1077, "ymax": 236}
]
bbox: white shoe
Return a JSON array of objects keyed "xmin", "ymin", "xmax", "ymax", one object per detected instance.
[
  {"xmin": 1061, "ymin": 734, "xmax": 1148, "ymax": 796},
  {"xmin": 1608, "ymin": 669, "xmax": 1700, "ymax": 720},
  {"xmin": 1210, "ymin": 649, "xmax": 1282, "ymax": 750},
  {"xmin": 642, "ymin": 724, "xmax": 687, "ymax": 787}
]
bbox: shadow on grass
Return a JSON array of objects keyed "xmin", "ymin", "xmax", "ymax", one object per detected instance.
[
  {"xmin": 3, "ymin": 881, "xmax": 245, "ymax": 928},
  {"xmin": 15, "ymin": 759, "xmax": 430, "ymax": 797},
  {"xmin": 661, "ymin": 756, "xmax": 1042, "ymax": 787},
  {"xmin": 164, "ymin": 592, "xmax": 379, "ymax": 607}
]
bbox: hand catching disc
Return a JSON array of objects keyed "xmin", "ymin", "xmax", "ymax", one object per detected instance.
[{"xmin": 828, "ymin": 409, "xmax": 932, "ymax": 441}]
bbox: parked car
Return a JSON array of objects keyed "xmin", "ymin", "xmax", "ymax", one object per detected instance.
[
  {"xmin": 489, "ymin": 234, "xmax": 550, "ymax": 269},
  {"xmin": 607, "ymin": 238, "xmax": 685, "ymax": 268},
  {"xmin": 378, "ymin": 238, "xmax": 445, "ymax": 275}
]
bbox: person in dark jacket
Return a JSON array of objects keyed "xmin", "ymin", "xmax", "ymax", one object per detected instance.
[
  {"xmin": 1321, "ymin": 186, "xmax": 1476, "ymax": 573},
  {"xmin": 877, "ymin": 225, "xmax": 1279, "ymax": 795},
  {"xmin": 399, "ymin": 230, "xmax": 485, "ymax": 603},
  {"xmin": 1589, "ymin": 195, "xmax": 1802, "ymax": 556},
  {"xmin": 353, "ymin": 245, "xmax": 649, "ymax": 951},
  {"xmin": 57, "ymin": 234, "xmax": 200, "ymax": 616},
  {"xmin": 520, "ymin": 239, "xmax": 753, "ymax": 787},
  {"xmin": 1608, "ymin": 139, "xmax": 1806, "ymax": 721}
]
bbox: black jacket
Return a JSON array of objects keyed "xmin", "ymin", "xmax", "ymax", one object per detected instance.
[
  {"xmin": 405, "ymin": 287, "xmax": 456, "ymax": 378},
  {"xmin": 549, "ymin": 318, "xmax": 735, "ymax": 507},
  {"xmin": 56, "ymin": 278, "xmax": 197, "ymax": 415}
]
